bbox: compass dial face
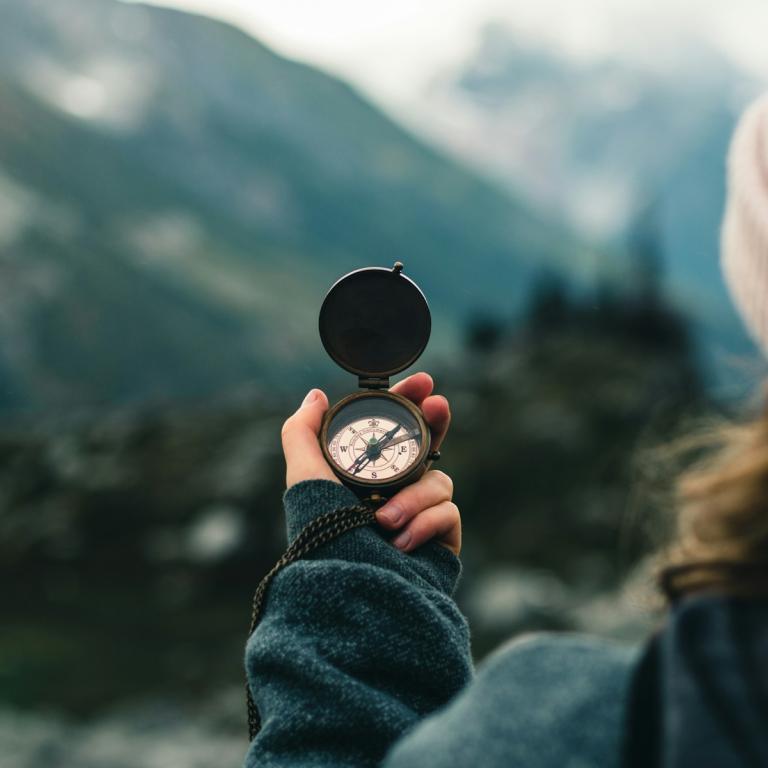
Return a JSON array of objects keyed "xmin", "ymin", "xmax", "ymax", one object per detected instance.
[{"xmin": 325, "ymin": 395, "xmax": 425, "ymax": 483}]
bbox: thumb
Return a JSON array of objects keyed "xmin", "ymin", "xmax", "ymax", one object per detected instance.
[{"xmin": 281, "ymin": 389, "xmax": 340, "ymax": 488}]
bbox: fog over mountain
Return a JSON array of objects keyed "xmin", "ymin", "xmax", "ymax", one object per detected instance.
[
  {"xmin": 409, "ymin": 23, "xmax": 763, "ymax": 379},
  {"xmin": 418, "ymin": 25, "xmax": 758, "ymax": 229}
]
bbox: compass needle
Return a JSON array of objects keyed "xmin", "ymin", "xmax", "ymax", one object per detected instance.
[{"xmin": 383, "ymin": 430, "xmax": 420, "ymax": 449}]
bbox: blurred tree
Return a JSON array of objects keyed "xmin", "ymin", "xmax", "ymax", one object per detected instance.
[
  {"xmin": 441, "ymin": 263, "xmax": 706, "ymax": 653},
  {"xmin": 627, "ymin": 203, "xmax": 665, "ymax": 307},
  {"xmin": 526, "ymin": 272, "xmax": 572, "ymax": 332},
  {"xmin": 619, "ymin": 203, "xmax": 692, "ymax": 353},
  {"xmin": 465, "ymin": 312, "xmax": 506, "ymax": 355}
]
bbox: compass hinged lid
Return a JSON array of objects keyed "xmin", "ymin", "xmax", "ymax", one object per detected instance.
[{"xmin": 319, "ymin": 262, "xmax": 431, "ymax": 386}]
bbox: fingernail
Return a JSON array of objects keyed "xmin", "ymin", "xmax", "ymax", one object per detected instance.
[
  {"xmin": 393, "ymin": 531, "xmax": 411, "ymax": 550},
  {"xmin": 302, "ymin": 389, "xmax": 319, "ymax": 406},
  {"xmin": 377, "ymin": 504, "xmax": 403, "ymax": 526}
]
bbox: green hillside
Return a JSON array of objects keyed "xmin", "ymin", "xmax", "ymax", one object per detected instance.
[{"xmin": 0, "ymin": 0, "xmax": 591, "ymax": 413}]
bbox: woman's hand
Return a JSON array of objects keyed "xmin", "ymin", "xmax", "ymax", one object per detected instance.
[
  {"xmin": 375, "ymin": 469, "xmax": 460, "ymax": 556},
  {"xmin": 280, "ymin": 371, "xmax": 461, "ymax": 556}
]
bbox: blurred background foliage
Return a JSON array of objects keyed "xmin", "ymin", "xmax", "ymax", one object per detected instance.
[{"xmin": 0, "ymin": 0, "xmax": 766, "ymax": 765}]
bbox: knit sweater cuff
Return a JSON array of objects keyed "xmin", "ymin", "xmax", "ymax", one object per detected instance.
[
  {"xmin": 282, "ymin": 478, "xmax": 462, "ymax": 595},
  {"xmin": 283, "ymin": 479, "xmax": 364, "ymax": 543}
]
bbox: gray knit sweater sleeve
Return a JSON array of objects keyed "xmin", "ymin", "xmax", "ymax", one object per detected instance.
[{"xmin": 243, "ymin": 479, "xmax": 473, "ymax": 768}]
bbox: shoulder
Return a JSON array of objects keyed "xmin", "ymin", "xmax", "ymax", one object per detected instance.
[
  {"xmin": 385, "ymin": 632, "xmax": 640, "ymax": 768},
  {"xmin": 481, "ymin": 632, "xmax": 637, "ymax": 709}
]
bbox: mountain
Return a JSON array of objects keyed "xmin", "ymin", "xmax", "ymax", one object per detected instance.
[
  {"xmin": 0, "ymin": 0, "xmax": 589, "ymax": 415},
  {"xmin": 413, "ymin": 23, "xmax": 757, "ymax": 238},
  {"xmin": 406, "ymin": 23, "xmax": 764, "ymax": 381}
]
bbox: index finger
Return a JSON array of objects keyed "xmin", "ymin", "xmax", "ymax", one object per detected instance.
[
  {"xmin": 391, "ymin": 373, "xmax": 450, "ymax": 452},
  {"xmin": 422, "ymin": 394, "xmax": 450, "ymax": 452},
  {"xmin": 389, "ymin": 372, "xmax": 433, "ymax": 406}
]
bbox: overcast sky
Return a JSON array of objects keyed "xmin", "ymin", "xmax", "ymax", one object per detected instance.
[{"xmin": 124, "ymin": 0, "xmax": 768, "ymax": 109}]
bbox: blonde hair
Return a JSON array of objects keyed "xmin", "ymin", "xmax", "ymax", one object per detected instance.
[{"xmin": 659, "ymin": 384, "xmax": 768, "ymax": 600}]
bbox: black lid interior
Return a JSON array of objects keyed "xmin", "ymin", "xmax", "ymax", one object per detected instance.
[{"xmin": 319, "ymin": 265, "xmax": 431, "ymax": 378}]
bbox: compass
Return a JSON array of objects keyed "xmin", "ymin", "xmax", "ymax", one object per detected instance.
[{"xmin": 318, "ymin": 262, "xmax": 437, "ymax": 504}]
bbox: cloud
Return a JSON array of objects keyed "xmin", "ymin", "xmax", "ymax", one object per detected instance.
[{"xmin": 123, "ymin": 0, "xmax": 768, "ymax": 106}]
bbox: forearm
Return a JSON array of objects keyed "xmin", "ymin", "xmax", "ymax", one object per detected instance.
[{"xmin": 244, "ymin": 480, "xmax": 473, "ymax": 768}]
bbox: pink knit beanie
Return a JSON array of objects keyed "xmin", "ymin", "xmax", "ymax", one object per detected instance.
[{"xmin": 722, "ymin": 93, "xmax": 768, "ymax": 357}]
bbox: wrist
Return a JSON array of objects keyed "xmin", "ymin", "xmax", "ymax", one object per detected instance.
[{"xmin": 283, "ymin": 479, "xmax": 360, "ymax": 544}]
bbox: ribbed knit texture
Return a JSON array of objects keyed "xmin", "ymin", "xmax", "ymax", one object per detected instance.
[
  {"xmin": 243, "ymin": 479, "xmax": 638, "ymax": 768},
  {"xmin": 244, "ymin": 480, "xmax": 473, "ymax": 767},
  {"xmin": 722, "ymin": 92, "xmax": 768, "ymax": 357}
]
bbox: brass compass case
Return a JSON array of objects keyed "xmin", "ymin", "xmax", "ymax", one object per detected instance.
[
  {"xmin": 318, "ymin": 262, "xmax": 435, "ymax": 503},
  {"xmin": 320, "ymin": 390, "xmax": 431, "ymax": 498}
]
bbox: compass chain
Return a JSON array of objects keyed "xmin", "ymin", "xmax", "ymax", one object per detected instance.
[{"xmin": 245, "ymin": 503, "xmax": 376, "ymax": 740}]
